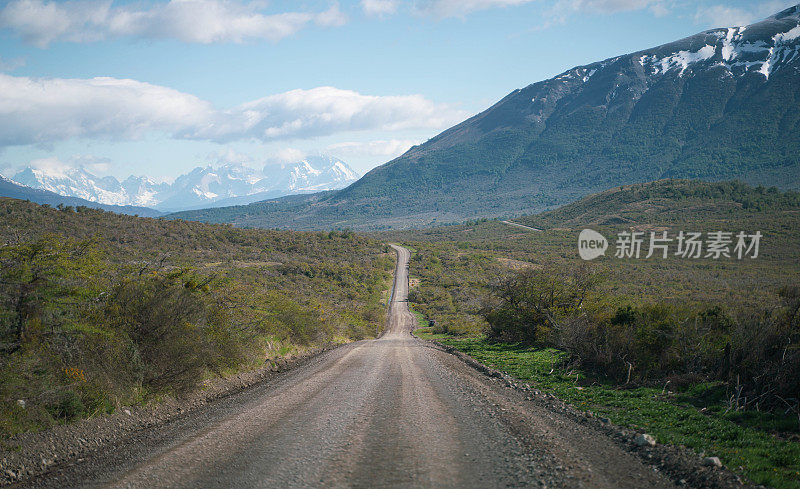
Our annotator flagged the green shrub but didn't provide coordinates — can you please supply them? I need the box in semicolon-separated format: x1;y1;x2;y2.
48;391;85;421
486;266;799;412
482;265;597;343
105;272;243;395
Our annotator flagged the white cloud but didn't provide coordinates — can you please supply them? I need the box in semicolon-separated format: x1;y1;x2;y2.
325;139;418;158
0;74;213;146
0;0;347;47
264;147;309;166
536;0;672;26
199;86;466;142
361;0;399;17
416;0;534;18
207;147;254;166
693;2;796;28
17;154;116;177
69;154;113;173
418;0;673;19
693;5;752;27
0;74;466;147
649;3;669;17
315;2;348;27
27;156;72;177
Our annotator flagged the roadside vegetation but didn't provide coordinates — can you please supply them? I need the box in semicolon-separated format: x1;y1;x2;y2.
391;180;800;488
0;198;394;438
415;330;800;489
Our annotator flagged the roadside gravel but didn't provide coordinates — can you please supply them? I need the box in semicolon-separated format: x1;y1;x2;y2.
0;348;335;486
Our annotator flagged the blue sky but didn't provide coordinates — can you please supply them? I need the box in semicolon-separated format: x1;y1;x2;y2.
0;0;795;180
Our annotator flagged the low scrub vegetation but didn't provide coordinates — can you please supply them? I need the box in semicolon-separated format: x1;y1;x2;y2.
483;266;799;414
0;199;393;437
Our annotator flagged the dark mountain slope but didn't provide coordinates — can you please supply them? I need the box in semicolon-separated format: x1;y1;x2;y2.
171;5;800;230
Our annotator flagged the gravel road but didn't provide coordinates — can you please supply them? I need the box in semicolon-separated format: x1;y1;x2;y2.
16;244;678;488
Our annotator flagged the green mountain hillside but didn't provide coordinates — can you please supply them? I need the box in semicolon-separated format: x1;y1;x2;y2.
515;179;800;229
383;178;800;306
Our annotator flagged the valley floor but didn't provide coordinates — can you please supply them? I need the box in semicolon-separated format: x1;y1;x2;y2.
7;245;679;489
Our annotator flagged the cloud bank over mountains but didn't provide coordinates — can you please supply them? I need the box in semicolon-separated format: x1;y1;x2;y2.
0;74;466;148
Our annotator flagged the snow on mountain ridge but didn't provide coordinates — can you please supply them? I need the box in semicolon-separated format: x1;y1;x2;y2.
331;160;358;180
9;156;359;211
546;7;800;85
13;167;131;206
637;9;800;79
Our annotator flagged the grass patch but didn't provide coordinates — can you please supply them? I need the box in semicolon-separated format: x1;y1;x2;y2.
411;309;429;328
416;330;800;489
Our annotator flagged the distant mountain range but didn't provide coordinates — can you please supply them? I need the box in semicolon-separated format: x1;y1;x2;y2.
5;155;358;212
0;175;163;217
170;5;800;230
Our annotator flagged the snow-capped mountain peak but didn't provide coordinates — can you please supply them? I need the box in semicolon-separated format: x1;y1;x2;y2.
329;160;359;181
13;166;130;206
284;155;354;192
8;155;359;212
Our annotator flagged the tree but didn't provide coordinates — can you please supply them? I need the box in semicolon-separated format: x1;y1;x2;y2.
482;265;598;343
0;235;102;353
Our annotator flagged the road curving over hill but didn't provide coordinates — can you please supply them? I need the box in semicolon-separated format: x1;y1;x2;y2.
20;244;677;489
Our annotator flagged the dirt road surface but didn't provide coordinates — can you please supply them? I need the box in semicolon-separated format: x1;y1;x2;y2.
20;244;676;488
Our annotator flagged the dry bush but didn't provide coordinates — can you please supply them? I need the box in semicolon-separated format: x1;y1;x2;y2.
105;272;243;395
